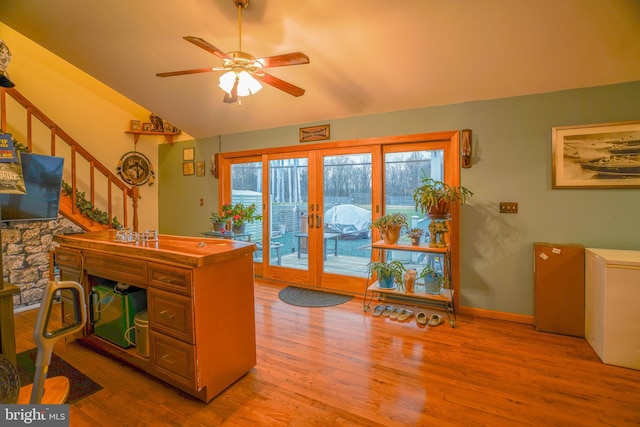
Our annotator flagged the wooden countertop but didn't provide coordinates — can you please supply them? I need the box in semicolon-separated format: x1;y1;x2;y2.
54;230;256;268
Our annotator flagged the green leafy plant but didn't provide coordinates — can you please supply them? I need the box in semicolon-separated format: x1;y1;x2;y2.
61;182;122;229
368;260;406;285
370;212;408;244
418;265;447;289
407;228;423;238
412;178;473;216
209;212;228;224
222;203;262;226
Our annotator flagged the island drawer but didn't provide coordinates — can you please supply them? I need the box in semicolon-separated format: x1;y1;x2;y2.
149;263;192;296
150;330;196;389
149;288;194;343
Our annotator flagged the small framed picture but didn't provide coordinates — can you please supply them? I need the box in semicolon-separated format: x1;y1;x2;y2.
129;120;141;131
142;122;153;132
196;160;205;177
183;162;195;176
183;147;195;161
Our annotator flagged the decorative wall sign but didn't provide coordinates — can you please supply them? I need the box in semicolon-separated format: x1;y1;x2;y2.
300;124;330;142
117;151;154;186
552;121;640;189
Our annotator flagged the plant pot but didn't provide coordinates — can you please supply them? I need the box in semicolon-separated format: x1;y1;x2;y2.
381;225;402;245
423;277;442;294
212;221;225;232
410;236;421;246
232;223;246;234
427;200;450;218
378;275;395;289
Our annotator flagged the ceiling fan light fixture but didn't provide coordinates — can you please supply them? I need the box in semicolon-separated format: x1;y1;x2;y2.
218;70;262;97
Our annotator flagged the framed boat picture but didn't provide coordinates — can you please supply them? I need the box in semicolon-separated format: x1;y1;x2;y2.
552;121;640;189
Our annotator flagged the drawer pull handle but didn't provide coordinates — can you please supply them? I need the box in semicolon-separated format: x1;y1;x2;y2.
160;309;175;319
161;353;176;364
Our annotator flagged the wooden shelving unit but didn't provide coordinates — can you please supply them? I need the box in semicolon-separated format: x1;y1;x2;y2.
365;240;456;326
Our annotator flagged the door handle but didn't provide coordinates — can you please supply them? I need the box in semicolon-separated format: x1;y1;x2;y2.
308;214;314;229
316;214;321;229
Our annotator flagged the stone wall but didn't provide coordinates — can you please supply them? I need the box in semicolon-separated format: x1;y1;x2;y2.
1;216;83;309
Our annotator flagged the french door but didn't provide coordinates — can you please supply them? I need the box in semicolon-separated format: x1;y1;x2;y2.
219;131;460;295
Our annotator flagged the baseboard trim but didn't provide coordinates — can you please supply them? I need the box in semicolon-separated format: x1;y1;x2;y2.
459;306;534;325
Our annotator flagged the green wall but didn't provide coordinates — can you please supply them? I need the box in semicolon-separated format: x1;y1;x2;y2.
159;81;640;316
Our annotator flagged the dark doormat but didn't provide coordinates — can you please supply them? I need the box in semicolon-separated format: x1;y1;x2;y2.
278;286;354;308
16;348;103;404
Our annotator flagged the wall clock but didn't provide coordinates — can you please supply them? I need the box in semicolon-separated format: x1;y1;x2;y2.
117;151;154;186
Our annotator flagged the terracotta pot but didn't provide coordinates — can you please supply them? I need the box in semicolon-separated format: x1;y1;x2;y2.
427;200;450;218
381;225;401;245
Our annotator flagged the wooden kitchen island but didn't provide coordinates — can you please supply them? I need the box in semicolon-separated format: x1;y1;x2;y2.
53;230;256;402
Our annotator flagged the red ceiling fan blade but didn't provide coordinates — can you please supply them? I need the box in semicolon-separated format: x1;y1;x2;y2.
258;72;305;97
183;36;230;60
256;52;309;68
156;67;214;77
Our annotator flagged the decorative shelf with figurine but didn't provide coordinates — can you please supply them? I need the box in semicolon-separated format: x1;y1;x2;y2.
126;115;180;145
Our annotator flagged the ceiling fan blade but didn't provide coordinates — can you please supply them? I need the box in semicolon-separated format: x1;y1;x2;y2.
223;79;239;104
256;52;309;68
183;36;229;60
258;72;305;97
156;67;214;77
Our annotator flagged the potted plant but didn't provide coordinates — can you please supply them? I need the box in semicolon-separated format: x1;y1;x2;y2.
222;202;262;234
370;212;408;245
418;265;445;294
407;228;424;246
412;177;473;217
209;212;228;232
368;260;406;290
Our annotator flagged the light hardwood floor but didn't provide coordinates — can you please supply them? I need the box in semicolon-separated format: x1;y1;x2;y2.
13;281;640;426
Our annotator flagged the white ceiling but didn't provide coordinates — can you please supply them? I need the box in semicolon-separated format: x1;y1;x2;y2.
1;0;639;139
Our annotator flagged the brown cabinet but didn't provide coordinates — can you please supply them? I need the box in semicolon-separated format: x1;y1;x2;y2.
54;230;256;402
534;242;585;337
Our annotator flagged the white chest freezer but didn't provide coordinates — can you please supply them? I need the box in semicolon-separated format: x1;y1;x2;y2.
585;248;640;370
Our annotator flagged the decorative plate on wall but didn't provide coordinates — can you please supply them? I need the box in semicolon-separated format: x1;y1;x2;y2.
117;151;154;186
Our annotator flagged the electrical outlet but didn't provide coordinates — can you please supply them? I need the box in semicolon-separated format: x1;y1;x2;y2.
500;202;518;213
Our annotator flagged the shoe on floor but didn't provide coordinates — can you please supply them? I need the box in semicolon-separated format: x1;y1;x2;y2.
389;308;403;320
428;314;443;326
397;309;414;322
416;312;427;326
382;305;394;317
372;305;384;317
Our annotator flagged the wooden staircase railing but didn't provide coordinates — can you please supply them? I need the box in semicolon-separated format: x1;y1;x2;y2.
0;87;138;231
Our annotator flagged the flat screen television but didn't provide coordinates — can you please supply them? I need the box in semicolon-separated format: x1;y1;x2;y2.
0;152;64;222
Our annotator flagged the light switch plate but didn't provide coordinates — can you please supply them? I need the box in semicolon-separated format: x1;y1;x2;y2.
500;202;518;213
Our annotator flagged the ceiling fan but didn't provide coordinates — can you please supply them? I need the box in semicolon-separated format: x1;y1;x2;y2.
156;0;309;104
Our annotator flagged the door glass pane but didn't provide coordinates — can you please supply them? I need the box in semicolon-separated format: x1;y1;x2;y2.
268;157;308;269
231;161;263;252
384;149;444;228
323;153;372;277
384;149;444;272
